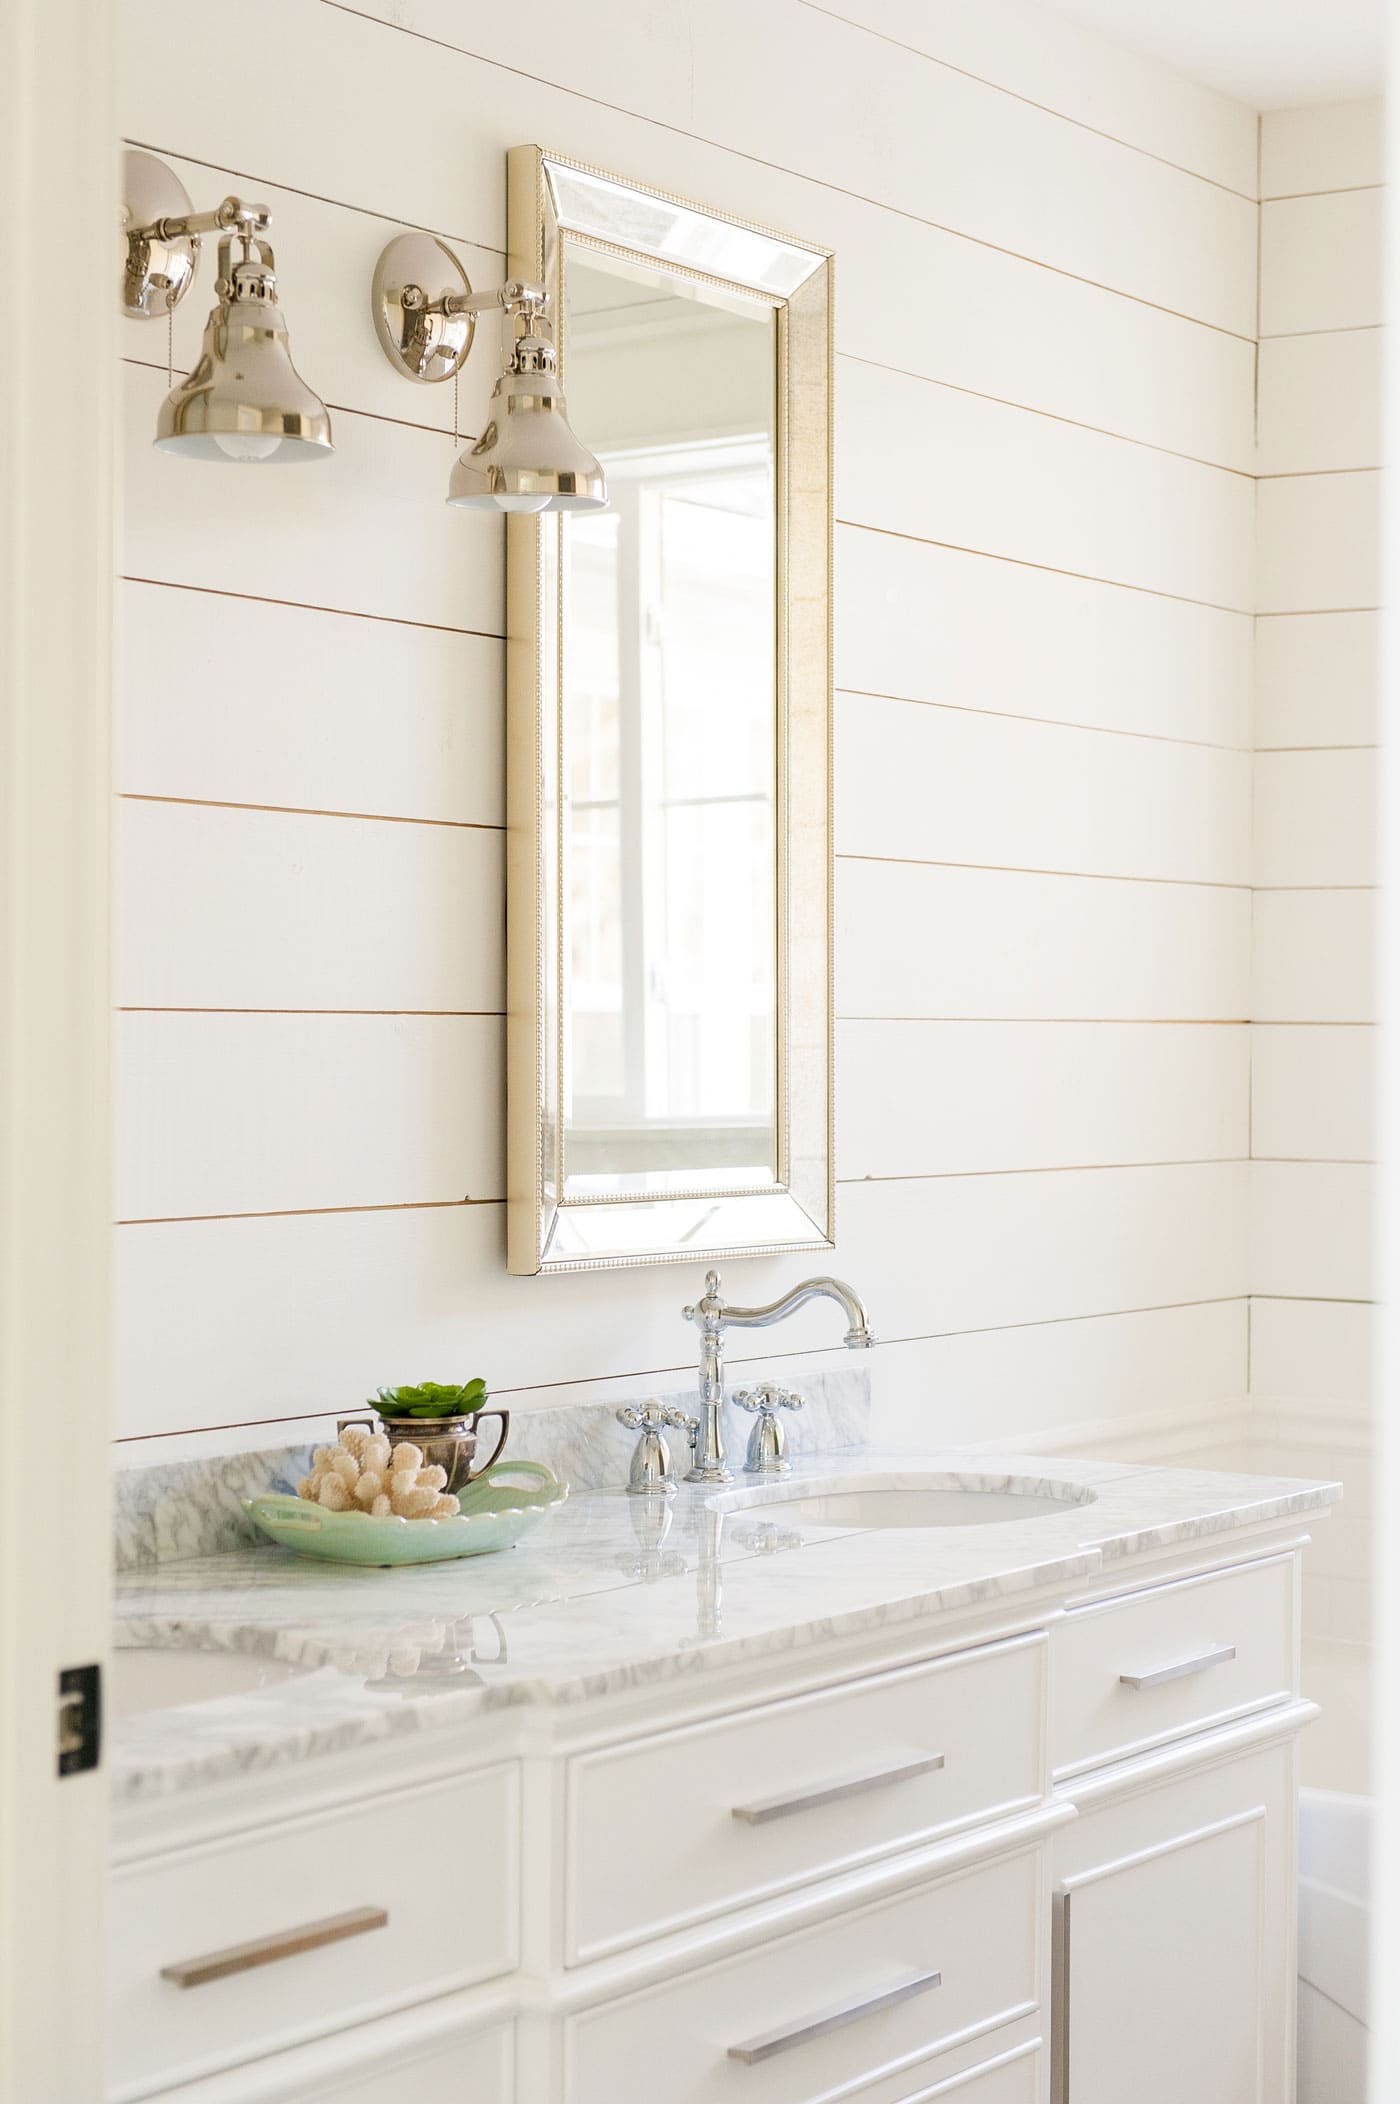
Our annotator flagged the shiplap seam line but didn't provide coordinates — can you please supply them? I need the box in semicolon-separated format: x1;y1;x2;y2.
838;685;1251;753
320;1;1257;346
123;574;505;642
837;852;1250;891
838;520;1253;616
117;1005;505;1017
1258;324;1382;341
109;1294;1254;1441
122;134;507;264
839;1016;1249;1026
117;1197;499;1226
1261;184;1384;203
795;0;1257;200
839;1158;1251;1185
839;352;1255;480
1255;466;1382;482
117;1158;1248;1229
118;792;504;832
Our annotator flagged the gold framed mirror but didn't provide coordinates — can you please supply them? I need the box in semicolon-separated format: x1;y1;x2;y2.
505;148;833;1273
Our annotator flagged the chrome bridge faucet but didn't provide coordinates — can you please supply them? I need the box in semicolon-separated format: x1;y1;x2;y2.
679;1269;875;1484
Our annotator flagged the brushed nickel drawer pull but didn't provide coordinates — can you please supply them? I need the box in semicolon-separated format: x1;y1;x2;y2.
160;1905;389;1988
731;1750;945;1826
1119;1642;1236;1691
728;1967;942;2064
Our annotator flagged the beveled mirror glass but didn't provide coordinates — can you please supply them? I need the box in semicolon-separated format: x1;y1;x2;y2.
506;148;833;1273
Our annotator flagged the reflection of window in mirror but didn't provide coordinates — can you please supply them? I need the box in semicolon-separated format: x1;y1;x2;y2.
562;244;779;1198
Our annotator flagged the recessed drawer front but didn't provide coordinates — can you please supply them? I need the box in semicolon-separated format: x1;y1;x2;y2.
1050;1553;1295;1779
566;1636;1044;1964
566;1849;1039;2104
111;1763;519;2098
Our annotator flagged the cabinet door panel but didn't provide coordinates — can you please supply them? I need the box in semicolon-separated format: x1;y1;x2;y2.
1054;1746;1294;2104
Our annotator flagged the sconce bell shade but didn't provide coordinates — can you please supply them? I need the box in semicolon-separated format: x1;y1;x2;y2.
448;343;606;514
156;240;333;464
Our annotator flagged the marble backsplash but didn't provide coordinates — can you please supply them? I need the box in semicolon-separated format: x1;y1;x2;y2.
112;1367;872;1570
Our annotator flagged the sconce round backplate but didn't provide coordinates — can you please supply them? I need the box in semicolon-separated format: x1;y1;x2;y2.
121;149;198;320
372;232;475;384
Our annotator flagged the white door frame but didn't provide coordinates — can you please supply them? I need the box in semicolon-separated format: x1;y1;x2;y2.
0;1;115;2098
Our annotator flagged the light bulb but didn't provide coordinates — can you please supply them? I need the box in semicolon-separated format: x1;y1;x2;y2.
493;491;553;514
212;430;284;462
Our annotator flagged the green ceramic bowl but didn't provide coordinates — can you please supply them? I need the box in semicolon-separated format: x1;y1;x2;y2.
244;1460;567;1567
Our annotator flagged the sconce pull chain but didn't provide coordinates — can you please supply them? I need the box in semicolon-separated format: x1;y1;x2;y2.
165;293;174;389
452;365;460;448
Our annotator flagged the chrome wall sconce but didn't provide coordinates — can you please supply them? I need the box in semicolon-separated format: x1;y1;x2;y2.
121;149;332;463
370;232;606;512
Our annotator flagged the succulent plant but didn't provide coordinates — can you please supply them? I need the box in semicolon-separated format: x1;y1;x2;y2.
372;1378;489;1422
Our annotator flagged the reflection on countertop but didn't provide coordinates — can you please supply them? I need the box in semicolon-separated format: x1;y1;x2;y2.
110;1447;1338;1807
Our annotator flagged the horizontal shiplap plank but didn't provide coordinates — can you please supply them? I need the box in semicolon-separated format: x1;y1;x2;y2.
1256;331;1381;475
1259;190;1383;335
872;1300;1248;1450
1254;613;1377;749
837;860;1250;1020
333;0;1257;333
837;1021;1247;1179
115;1012;504;1220
1255;472;1379;613
117;800;503;1011
1251;1161;1375;1302
836;529;1251;746
1260;100;1384;199
112;1162;1248;1437
836;691;1250;883
1252;894;1376;1024
1250;1297;1374;1405
806;0;1257;195
119;584;503;825
123;365;503;635
1250;1025;1375;1164
1254;749;1376;889
837;362;1253;609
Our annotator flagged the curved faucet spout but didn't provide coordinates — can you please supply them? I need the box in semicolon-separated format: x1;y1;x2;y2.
678;1269;875;1484
696;1274;874;1349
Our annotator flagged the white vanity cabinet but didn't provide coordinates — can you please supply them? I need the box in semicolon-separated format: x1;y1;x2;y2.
109;1525;1317;2104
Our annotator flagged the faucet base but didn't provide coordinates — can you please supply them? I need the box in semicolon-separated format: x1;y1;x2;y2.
683;1459;734;1486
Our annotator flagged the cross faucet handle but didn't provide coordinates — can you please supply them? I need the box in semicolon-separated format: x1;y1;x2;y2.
733;1383;805;1416
617;1401;692;1434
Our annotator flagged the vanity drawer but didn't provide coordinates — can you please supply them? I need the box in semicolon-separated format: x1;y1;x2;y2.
1050;1553;1295;1779
565;1636;1044;1963
110;1763;519;2098
566;1847;1039;2104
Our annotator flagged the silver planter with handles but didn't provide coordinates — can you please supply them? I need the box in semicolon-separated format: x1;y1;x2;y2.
337;1409;511;1496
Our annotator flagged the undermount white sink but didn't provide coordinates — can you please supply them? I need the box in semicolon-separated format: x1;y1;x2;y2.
714;1473;1097;1531
110;1646;308;1720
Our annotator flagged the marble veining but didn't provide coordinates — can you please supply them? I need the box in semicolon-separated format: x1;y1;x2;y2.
109;1446;1338;1807
112;1367;871;1571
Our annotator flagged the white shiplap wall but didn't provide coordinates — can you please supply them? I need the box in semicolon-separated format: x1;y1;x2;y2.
1251;99;1381;1650
113;0;1258;1453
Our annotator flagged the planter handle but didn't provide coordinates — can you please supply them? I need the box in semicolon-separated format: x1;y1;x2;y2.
470;1408;511;1475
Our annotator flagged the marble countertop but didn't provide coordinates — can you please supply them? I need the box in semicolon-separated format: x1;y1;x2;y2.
110;1448;1338;1807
